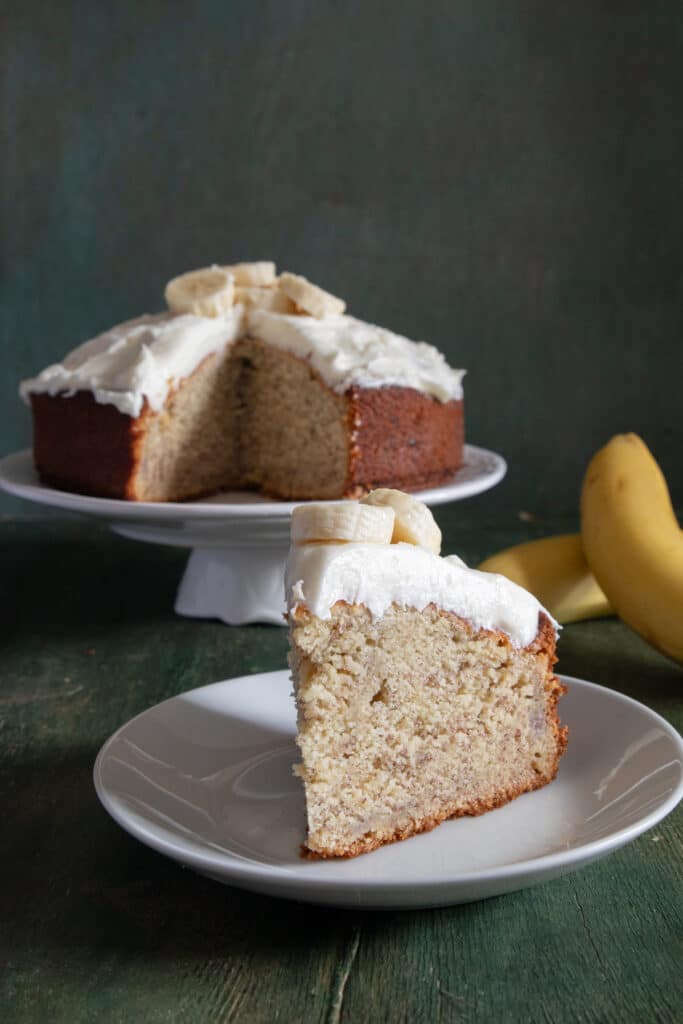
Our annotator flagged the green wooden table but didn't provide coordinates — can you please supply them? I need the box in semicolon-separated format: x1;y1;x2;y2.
2;510;681;1023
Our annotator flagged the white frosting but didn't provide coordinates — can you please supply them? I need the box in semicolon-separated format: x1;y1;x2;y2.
248;311;464;401
20;307;464;415
286;543;556;649
19;308;246;417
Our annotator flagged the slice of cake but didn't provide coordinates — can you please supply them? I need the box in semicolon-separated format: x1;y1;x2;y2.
286;490;567;858
19;264;465;502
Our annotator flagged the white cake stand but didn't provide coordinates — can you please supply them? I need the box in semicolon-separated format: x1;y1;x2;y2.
0;446;506;625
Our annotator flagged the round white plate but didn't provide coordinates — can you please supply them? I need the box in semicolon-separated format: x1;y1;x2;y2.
94;670;683;909
0;445;506;531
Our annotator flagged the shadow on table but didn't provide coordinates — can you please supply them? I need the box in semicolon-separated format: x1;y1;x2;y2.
0;525;187;645
1;744;440;969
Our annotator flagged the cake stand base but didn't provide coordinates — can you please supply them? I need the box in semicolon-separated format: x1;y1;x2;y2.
174;544;289;626
0;446;507;628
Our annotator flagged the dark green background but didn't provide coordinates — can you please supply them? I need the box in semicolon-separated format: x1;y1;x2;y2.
3;1;683;516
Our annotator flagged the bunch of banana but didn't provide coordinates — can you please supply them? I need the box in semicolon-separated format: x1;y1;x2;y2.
478;534;612;625
479;433;682;663
581;433;683;663
291;489;441;551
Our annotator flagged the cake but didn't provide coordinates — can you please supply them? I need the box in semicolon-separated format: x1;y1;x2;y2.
286;489;567;858
20;263;465;501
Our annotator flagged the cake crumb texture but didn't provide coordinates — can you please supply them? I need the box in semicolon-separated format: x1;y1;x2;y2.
289;602;566;858
31;340;464;501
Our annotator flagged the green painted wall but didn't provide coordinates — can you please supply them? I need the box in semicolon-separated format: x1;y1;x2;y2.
3;2;683;517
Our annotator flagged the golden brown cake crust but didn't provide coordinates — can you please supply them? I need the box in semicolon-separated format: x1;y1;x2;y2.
30;391;147;500
28;346;465;501
343;387;464;497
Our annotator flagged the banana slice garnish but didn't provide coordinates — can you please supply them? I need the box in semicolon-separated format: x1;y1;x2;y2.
291;502;395;546
164;266;235;318
278;272;346;319
235;285;296;313
222;261;277;287
361;489;442;553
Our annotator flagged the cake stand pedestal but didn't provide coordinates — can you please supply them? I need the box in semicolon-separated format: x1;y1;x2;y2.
175;549;286;625
114;524;291;626
0;446;507;626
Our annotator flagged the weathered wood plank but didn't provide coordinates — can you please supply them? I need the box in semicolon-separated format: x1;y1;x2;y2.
1;516;681;1023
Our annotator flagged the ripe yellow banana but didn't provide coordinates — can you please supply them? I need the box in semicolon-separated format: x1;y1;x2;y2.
478;534;612;624
581;433;683;663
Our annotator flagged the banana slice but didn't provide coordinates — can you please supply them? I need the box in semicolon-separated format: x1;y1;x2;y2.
235;285;296;313
291;502;395;545
360;489;442;553
165;266;235;317
222;261;277;287
278;272;346;319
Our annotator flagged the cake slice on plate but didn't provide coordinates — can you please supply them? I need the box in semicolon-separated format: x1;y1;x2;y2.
286;490;567;859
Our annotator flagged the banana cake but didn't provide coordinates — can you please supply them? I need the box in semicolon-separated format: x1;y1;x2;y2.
286;490;567;858
20;263;465;501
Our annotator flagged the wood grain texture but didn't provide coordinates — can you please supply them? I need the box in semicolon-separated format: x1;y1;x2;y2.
0;511;681;1023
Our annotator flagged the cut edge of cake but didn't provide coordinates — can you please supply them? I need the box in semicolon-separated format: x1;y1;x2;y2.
285;491;567;860
20;262;466;503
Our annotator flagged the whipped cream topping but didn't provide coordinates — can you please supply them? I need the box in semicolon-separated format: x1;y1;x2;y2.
249;311;464;401
286;543;556;649
19;308;246;417
21;307;464;415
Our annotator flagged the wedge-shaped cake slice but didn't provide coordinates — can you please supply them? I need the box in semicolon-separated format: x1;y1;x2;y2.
286;492;567;858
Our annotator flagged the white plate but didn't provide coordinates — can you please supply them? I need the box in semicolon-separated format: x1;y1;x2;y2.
0;445;506;529
94;670;683;909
